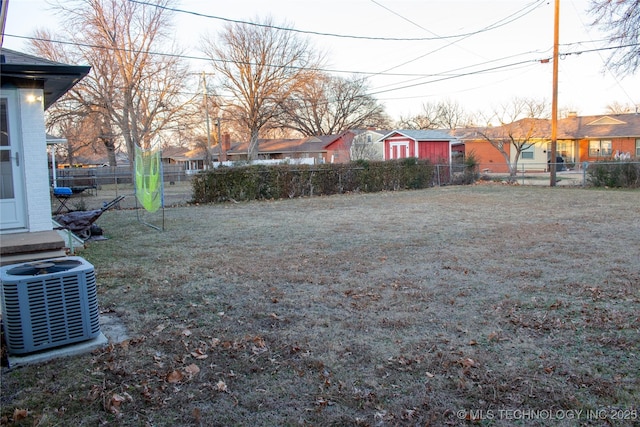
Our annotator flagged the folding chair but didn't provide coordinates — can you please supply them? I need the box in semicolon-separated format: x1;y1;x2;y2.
53;187;73;214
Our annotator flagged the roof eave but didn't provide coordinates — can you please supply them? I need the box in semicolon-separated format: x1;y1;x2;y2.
1;63;91;109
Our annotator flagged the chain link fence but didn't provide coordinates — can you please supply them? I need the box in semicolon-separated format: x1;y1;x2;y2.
50;160;639;211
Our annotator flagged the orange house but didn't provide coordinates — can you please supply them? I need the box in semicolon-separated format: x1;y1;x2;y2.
451;113;640;171
559;114;640;163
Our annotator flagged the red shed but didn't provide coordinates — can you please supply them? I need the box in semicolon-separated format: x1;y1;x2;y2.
381;130;458;163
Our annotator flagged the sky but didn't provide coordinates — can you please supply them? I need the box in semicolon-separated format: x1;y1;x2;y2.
3;0;639;121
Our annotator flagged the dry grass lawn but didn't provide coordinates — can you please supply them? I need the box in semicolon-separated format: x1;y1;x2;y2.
2;184;639;426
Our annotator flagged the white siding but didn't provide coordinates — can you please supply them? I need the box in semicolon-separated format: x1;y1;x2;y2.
18;88;53;232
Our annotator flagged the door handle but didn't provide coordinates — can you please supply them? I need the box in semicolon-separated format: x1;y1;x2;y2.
15;151;19;167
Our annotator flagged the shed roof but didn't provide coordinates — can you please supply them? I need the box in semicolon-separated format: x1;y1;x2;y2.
383;129;458;141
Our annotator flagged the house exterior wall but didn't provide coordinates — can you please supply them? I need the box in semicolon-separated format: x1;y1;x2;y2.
324;133;354;163
350;131;384;161
578;137;637;163
18;88;53;232
384;136;414;159
462;139;510;173
509;140;548;172
383;134;453;163
417;140;449;163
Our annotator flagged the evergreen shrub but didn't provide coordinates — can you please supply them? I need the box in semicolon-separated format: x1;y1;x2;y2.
587;161;640;188
192;159;435;203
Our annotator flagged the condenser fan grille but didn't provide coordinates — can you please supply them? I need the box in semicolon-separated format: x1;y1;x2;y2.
6;259;83;276
1;257;101;355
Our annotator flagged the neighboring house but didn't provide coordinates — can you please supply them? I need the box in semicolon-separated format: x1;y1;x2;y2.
452;129;512;172
452;113;640;173
227;131;355;164
350;129;388;161
1;48;90;264
162;146;207;175
559;113;640;164
380;129;459;163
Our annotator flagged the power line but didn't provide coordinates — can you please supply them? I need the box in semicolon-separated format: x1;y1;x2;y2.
6;33;636;101
0;33;549;78
371;48;552;91
128;0;545;43
368;60;542;96
370;0;547;75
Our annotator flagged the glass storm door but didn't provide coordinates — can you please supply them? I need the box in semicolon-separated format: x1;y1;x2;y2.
1;97;27;230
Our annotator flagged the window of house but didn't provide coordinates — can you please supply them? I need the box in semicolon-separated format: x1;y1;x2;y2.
589;140;612;157
521;145;534;159
636;139;640;157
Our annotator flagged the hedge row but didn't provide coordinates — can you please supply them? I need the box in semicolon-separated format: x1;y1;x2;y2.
587;161;640;188
191;158;435;203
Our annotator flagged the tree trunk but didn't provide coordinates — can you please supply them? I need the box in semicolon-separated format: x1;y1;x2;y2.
247;128;260;161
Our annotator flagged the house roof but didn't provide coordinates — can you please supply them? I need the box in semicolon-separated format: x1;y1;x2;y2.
383;129;459;141
557;113;640;139
1;48;91;109
227;132;353;155
162;146;209;161
452;113;640;141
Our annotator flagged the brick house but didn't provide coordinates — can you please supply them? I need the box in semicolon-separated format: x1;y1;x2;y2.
452;113;640;172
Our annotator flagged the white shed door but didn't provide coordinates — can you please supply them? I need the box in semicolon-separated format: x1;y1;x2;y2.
0;97;27;231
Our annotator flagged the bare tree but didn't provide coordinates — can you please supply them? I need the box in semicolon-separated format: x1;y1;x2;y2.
277;73;390;136
31;0;194;166
589;0;640;75
476;98;550;180
396;113;436;130
202;17;322;160
605;101;635;114
396;99;471;130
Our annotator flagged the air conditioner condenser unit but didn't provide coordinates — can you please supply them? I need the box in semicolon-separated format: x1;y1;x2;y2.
1;256;101;355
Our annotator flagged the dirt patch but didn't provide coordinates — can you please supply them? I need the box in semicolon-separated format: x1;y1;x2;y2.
5;185;640;426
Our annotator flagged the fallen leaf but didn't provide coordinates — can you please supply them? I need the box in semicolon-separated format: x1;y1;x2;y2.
193;408;202;423
111;394;126;407
182;329;192;337
107;394;126;415
13;409;28;422
216;380;228;392
425;371;435;378
191;349;209;360
167;370;184;383
461;358;476;368
185;363;200;376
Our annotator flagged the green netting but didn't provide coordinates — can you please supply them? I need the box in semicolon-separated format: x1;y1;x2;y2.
134;145;163;213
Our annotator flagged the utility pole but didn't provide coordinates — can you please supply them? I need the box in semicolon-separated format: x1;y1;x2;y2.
550;0;560;186
216;117;223;162
202;71;212;168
